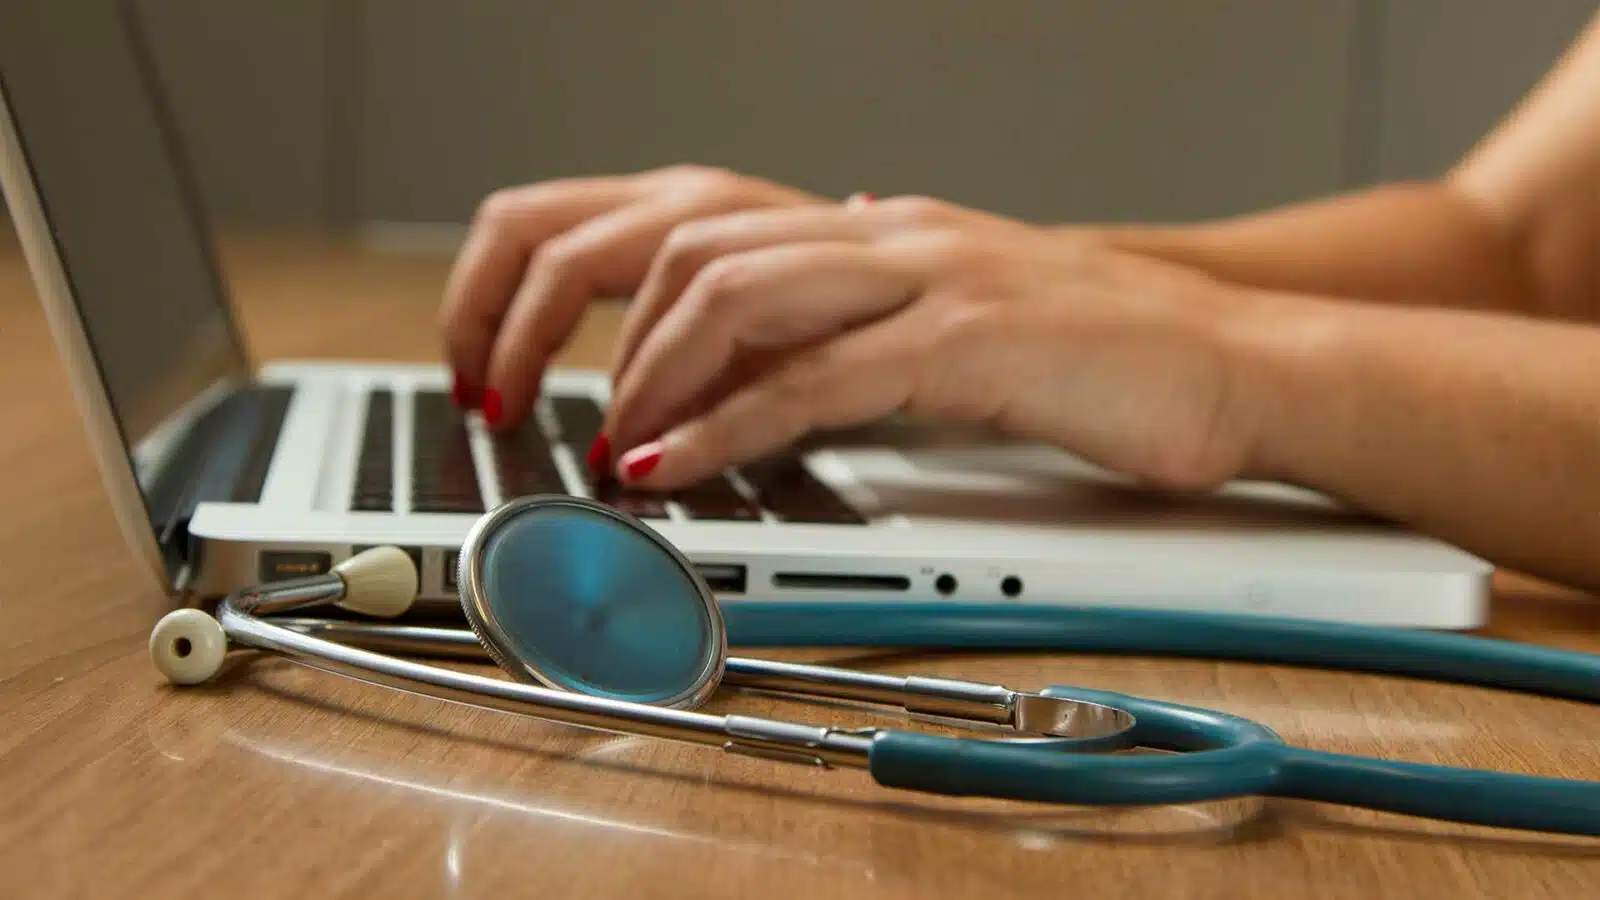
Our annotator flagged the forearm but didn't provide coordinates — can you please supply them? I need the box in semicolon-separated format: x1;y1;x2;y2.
1068;181;1540;314
1233;292;1600;590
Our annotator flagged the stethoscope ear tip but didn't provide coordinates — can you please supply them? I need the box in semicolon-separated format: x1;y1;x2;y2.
332;545;419;618
149;608;227;685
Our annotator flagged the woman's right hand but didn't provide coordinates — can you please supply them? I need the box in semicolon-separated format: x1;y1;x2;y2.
438;164;825;438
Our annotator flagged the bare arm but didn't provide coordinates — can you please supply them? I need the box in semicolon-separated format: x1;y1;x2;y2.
1081;183;1533;312
1234;290;1600;593
1081;12;1600;322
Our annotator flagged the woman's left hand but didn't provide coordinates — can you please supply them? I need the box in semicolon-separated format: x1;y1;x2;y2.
600;195;1287;493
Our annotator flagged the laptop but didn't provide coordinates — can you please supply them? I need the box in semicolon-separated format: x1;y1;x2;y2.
0;0;1492;628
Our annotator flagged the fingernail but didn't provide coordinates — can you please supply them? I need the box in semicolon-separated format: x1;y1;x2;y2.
482;388;503;427
846;191;876;208
586;434;611;473
451;372;480;409
618;442;663;481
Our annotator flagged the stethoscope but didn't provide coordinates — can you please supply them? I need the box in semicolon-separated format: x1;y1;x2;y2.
149;494;1600;837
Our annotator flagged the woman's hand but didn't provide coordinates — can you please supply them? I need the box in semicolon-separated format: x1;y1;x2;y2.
438;165;824;433
599;194;1285;492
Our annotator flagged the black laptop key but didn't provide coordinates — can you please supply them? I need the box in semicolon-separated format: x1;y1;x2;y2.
351;489;394;511
491;419;568;498
593;478;669;519
676;474;761;521
409;492;485;515
772;501;864;525
411;390;485;514
739;454;865;524
550;395;604;450
350;390;394;511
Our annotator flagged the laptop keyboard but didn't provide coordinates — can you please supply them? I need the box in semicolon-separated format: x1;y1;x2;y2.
412;390;488;514
350;390;394;512
351;388;864;525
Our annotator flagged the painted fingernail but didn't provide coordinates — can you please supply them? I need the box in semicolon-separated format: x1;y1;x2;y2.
846;191;876;207
450;372;480;408
482;388;503;427
586;434;611;474
618;442;663;481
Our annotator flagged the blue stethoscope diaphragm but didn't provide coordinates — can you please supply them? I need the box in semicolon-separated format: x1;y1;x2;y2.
455;494;728;709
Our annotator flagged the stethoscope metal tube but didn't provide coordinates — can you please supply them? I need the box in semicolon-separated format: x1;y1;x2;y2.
269;617;1135;743
218;596;880;770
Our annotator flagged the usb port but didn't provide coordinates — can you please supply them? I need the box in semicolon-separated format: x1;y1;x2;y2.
695;563;746;594
258;550;331;583
443;551;460;590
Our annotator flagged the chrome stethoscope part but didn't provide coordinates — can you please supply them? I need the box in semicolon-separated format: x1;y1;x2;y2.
269;616;1137;747
149;494;1139;772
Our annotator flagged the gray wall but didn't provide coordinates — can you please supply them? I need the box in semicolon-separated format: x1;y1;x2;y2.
129;0;1599;229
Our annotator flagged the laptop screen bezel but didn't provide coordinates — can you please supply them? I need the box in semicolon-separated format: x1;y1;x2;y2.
0;0;256;595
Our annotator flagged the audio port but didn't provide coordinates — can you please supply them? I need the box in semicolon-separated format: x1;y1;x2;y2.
935;573;957;595
1001;575;1023;598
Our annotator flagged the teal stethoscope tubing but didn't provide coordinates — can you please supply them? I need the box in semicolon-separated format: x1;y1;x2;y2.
722;602;1600;701
722;602;1600;835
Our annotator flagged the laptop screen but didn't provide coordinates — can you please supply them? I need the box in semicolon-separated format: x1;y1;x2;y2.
0;1;250;569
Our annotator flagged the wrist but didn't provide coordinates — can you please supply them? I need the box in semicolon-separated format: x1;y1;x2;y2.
1208;285;1355;487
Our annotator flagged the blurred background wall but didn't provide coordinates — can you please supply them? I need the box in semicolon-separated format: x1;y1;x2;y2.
123;0;1598;235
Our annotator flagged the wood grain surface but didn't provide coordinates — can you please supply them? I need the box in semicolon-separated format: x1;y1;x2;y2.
3;231;1599;899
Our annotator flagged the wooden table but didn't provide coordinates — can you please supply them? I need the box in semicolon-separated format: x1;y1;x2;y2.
3;231;1600;899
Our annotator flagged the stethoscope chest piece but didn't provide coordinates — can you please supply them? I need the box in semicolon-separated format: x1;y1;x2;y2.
456;494;728;709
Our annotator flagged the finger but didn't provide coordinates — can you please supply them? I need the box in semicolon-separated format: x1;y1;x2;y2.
440;178;641;397
608;203;888;384
613;313;923;489
608;194;985;385
605;242;923;454
481;196;717;430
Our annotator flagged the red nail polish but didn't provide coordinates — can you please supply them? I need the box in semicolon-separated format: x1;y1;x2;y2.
587;434;611;473
451;372;480;408
482;388;503;427
619;443;662;481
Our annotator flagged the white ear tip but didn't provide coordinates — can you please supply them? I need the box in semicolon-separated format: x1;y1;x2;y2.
149;609;228;685
333;545;419;618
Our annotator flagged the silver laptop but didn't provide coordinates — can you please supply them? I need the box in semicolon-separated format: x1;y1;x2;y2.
0;0;1492;628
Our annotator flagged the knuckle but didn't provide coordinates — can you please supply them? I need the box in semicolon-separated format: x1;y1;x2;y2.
900;228;984;271
529;233;589;279
659;222;717;276
659;162;721;181
474;187;528;228
879;194;953;224
688;257;752;315
662;163;741;200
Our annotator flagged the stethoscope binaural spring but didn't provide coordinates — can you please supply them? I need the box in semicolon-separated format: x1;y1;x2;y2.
149;494;1600;837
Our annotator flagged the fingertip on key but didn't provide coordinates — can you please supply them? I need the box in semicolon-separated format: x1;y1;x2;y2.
482;388;504;428
586;434;611;474
617;441;663;483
